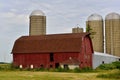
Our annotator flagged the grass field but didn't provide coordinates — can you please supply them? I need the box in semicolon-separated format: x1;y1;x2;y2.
0;70;119;80
0;63;120;80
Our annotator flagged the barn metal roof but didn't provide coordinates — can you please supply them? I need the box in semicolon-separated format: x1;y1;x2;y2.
94;52;120;58
12;33;90;53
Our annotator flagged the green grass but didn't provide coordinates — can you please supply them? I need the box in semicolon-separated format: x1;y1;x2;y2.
0;63;120;80
0;70;119;80
0;71;73;80
97;69;120;79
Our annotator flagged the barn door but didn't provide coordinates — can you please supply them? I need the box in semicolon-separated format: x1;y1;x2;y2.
55;63;60;68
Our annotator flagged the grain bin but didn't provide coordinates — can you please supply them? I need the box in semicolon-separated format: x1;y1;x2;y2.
105;12;120;56
72;27;83;33
29;10;46;35
86;14;104;53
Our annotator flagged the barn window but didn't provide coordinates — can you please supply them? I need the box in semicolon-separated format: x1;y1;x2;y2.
50;53;54;62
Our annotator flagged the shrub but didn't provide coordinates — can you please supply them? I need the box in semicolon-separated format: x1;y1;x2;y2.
97;61;120;70
97;63;116;70
73;67;81;73
0;63;15;71
112;61;120;69
81;67;93;72
73;67;94;73
37;68;45;71
54;67;64;72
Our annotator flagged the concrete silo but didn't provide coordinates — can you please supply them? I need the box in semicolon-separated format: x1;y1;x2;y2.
86;14;104;53
72;27;83;33
105;12;120;56
29;10;46;35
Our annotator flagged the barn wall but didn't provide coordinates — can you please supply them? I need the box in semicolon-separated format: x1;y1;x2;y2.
13;53;49;68
85;36;93;68
79;36;93;68
13;52;80;68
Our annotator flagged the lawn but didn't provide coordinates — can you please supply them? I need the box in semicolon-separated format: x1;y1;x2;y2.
0;70;119;80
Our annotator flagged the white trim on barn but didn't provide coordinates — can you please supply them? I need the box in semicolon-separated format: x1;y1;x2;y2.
93;52;120;69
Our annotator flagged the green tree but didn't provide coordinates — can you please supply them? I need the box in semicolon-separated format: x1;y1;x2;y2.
86;24;96;39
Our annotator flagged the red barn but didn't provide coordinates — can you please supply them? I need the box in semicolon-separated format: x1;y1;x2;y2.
12;33;93;69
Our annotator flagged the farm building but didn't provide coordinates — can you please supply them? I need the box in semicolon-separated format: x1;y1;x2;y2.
93;52;120;69
12;33;93;69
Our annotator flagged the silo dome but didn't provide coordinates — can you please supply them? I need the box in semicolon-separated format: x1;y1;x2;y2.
30;10;45;16
87;14;103;21
29;10;46;35
105;12;120;20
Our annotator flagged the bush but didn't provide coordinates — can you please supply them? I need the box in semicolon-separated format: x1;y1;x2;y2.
97;61;120;70
112;61;120;69
37;68;45;71
0;63;20;71
54;67;64;72
73;67;81;73
97;63;116;70
0;63;11;71
73;67;94;73
81;67;93;72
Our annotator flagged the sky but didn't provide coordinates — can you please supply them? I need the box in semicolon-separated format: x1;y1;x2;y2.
0;0;120;62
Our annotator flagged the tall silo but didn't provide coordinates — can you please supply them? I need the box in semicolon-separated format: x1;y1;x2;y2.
86;14;104;53
29;10;46;35
72;27;83;33
105;12;120;56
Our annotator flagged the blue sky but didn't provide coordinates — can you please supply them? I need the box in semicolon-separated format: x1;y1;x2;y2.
0;0;120;62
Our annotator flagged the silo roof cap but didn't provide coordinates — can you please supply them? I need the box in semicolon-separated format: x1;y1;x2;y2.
87;13;103;21
30;10;45;16
105;12;120;20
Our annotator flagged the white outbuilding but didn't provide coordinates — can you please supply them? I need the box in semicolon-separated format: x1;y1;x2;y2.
93;52;120;69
